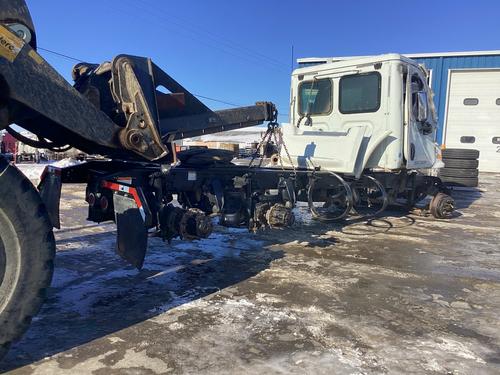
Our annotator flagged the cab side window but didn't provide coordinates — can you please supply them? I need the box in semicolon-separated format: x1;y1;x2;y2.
339;72;381;114
298;79;333;115
411;74;424;120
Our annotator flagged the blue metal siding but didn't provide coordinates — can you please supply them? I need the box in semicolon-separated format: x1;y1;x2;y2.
412;55;500;144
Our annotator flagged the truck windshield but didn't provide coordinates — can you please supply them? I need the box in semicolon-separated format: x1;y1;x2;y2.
339;72;381;114
298;79;332;115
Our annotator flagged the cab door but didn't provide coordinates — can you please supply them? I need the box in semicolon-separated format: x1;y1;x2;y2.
404;66;438;169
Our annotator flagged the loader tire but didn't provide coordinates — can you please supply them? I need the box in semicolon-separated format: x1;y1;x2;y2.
441;148;479;160
0;344;8;361
0;158;55;361
442;158;479;169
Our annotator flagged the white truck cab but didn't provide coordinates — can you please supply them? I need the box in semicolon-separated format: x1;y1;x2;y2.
282;54;439;178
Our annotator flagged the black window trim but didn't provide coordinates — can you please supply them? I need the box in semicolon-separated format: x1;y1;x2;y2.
463;98;479;106
338;71;382;114
460;136;476;144
297;78;333;116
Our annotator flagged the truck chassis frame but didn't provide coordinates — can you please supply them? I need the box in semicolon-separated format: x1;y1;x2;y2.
37;156;452;269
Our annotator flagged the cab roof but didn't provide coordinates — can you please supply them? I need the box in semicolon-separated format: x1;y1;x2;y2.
292;53;420;77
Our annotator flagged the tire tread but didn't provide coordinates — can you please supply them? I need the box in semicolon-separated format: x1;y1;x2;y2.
0;164;55;361
440;176;479;187
439;168;478;178
442;148;479;160
442;158;479;169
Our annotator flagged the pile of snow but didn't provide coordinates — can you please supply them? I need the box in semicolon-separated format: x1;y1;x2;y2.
51;158;85;168
16;158;84;185
15;163;46;185
183;125;267;146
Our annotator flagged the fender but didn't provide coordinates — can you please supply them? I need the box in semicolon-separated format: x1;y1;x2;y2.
358;130;393;179
38;166;62;229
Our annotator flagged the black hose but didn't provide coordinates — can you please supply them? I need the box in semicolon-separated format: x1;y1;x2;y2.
6;126;71;152
47;144;72;152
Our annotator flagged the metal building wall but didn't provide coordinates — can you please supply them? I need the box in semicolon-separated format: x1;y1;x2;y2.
411;55;500;144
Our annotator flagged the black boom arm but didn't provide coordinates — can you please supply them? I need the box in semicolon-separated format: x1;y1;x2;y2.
0;0;276;162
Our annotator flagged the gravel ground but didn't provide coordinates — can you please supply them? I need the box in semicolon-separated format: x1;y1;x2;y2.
1;165;500;374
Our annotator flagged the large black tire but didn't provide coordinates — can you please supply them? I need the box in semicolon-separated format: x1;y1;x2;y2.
441;148;479;160
0;344;7;361
439;168;479;178
0;158;55;361
440;176;479;188
442;158;479;169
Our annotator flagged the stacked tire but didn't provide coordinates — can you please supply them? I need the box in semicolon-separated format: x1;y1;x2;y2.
439;148;479;188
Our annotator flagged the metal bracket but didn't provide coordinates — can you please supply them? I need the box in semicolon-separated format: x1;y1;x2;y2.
111;55;169;160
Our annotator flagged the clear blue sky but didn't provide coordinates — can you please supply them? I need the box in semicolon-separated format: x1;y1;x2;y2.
27;0;500;121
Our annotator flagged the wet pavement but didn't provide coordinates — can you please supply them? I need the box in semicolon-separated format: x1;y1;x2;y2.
1;170;500;374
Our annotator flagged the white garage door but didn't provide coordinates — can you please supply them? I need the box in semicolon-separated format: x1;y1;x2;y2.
444;69;500;172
